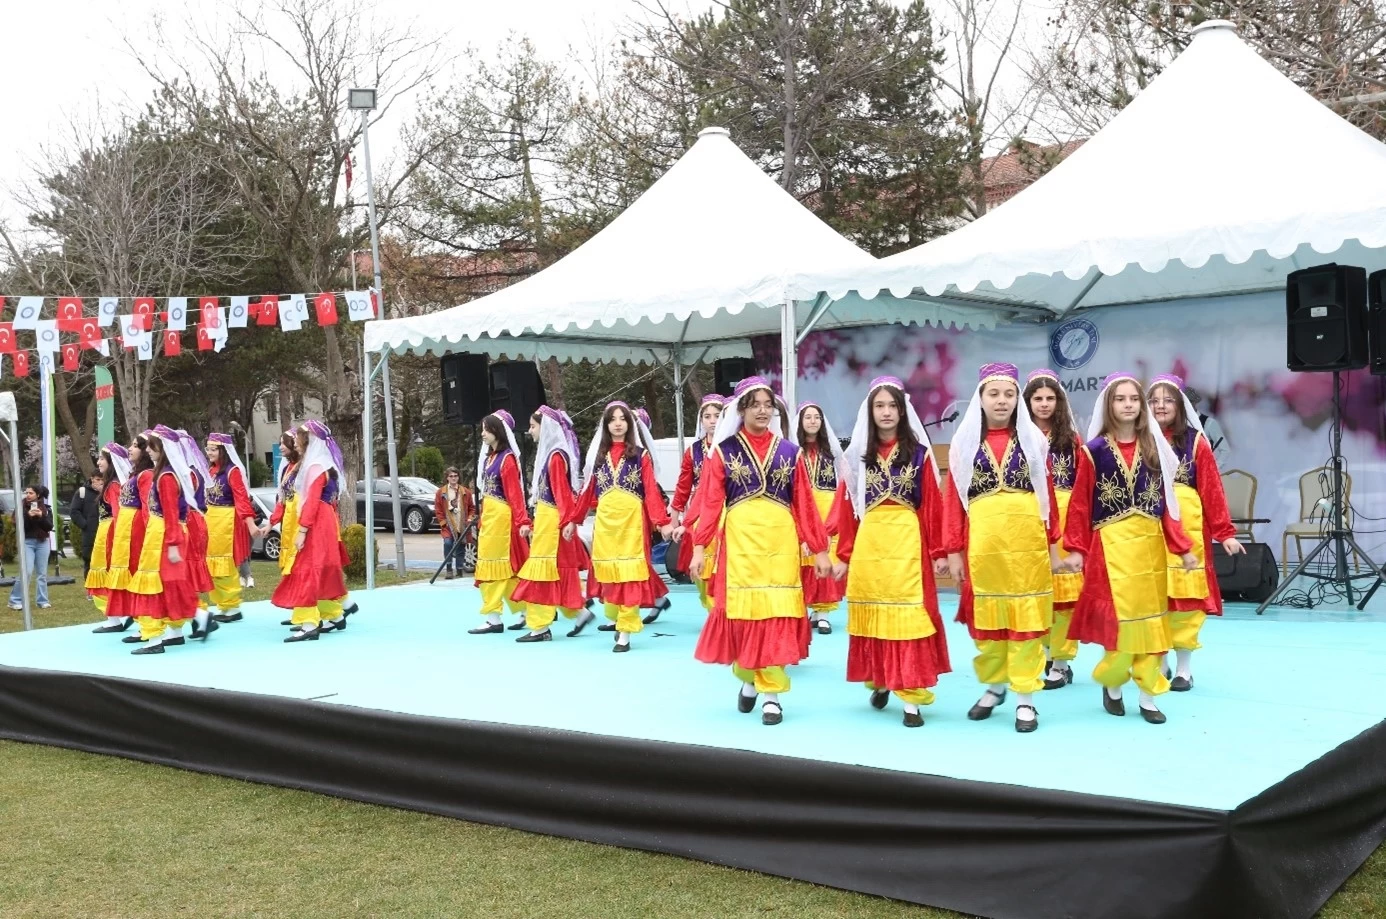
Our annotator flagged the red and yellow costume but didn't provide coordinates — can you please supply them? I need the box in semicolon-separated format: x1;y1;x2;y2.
1163;427;1236;650
269;461;301;578
109;468;199;640
184;469;216;602
473;448;530;619
800;443;845;616
271;470;349;626
205;460;255;614
671;432;716;609
513;451;590;632
86;478;123;616
1045;436;1084;666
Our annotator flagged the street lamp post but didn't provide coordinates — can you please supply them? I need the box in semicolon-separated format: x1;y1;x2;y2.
410;432;424;478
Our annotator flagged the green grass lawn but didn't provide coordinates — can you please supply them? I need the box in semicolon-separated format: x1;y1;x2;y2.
0;563;1381;917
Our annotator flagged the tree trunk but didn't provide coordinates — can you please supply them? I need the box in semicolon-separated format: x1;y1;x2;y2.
52;373;98;479
687;372;705;406
278;376;294;430
642;376;662;438
540;357;565;410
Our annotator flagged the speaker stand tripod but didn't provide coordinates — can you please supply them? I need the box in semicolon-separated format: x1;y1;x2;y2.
1257;372;1386;613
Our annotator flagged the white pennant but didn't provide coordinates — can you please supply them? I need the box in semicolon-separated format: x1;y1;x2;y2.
120;315;143;348
345;290;372;321
289;293;308;322
14;296;43;330
279;298;303;332
167;296;188;331
35;319;59;353
97;339;110;358
38;351;54;376
98;297;119;327
229;296;249;328
212;307;229;342
136;331;154;361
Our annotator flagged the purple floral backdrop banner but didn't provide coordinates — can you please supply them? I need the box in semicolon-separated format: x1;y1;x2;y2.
753;291;1386;577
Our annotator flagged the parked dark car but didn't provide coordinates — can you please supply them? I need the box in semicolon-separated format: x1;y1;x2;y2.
354;476;437;534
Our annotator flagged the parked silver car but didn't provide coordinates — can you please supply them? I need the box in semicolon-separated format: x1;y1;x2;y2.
249;488;282;561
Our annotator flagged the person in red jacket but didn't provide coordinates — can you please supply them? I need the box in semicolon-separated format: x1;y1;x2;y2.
204;432;258;623
272;421;350;642
1147;374;1243;690
434;467;475;580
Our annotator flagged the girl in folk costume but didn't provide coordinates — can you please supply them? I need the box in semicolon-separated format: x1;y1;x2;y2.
106;438;152;643
174;430;219;640
944;364;1062;733
837;377;951;728
669;394;726;611
268;430;302;580
469;410;531;635
607;405;673;627
113;427;202;655
1148;374;1242;691
1064;372;1198;724
797;402;847;634
1024;369;1086;691
89;444;132;632
689;378;830;725
562;402;672;652
513;407;595;642
272;421;351;642
204;432;257;623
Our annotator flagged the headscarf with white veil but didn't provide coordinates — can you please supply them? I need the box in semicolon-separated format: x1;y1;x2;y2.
104;442;132;485
1146;372;1205;437
294;420;346;497
150;424;199;510
582;401;661;485
275;428;297;497
948;363;1050;522
477;411;525;502
207;432;248;486
711;376;791;448
796;401;850;486
1025;368;1082;439
1087;371;1182;521
175;429;211;511
843;376;939;518
531;405;581;494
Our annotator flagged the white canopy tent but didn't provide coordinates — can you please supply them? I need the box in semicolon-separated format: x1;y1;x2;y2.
794;20;1386;313
360;126;1005;586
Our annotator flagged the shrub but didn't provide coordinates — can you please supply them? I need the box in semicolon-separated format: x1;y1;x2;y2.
248;458;273;488
66;517;84;556
0;514;14;564
341;523;375;580
404;445;445;485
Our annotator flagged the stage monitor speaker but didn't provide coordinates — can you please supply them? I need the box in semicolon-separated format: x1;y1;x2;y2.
1369;269;1386;376
489;360;547;424
1285;263;1368;372
440;353;490;425
714;357;757;397
1211;541;1279;603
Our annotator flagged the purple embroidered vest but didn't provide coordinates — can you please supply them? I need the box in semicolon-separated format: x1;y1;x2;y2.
189;470;207;514
1049;440;1078;492
321;475;340;506
691;438;710;485
149;470;189;522
865;443;927;511
1085;437;1165;527
279;463;298;504
1169;429;1199;489
719;434;799;510
481;451;511;504
805;446;838;494
206;466;234;507
594;447;646;502
535;452;571;509
966;435;1034;501
119;476;141;511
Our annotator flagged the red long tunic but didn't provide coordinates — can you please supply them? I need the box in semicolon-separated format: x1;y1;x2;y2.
487;452;532;579
110;470;196;620
271;472;348;609
89;480;123;601
184;471;215;595
942;428;1060;641
1167;433;1237;616
671;437;712;573
563;442;669;607
799;445;845;608
513;452;591;609
208;462;256;566
1063;441;1193;650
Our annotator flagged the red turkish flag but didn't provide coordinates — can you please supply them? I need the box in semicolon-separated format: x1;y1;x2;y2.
62;343;80;372
13;351;29;377
370;289;380;318
79;318;102;350
56;297;85;332
256;296;278;326
197;326;216;351
0;323;14;354
199;297;220;328
163;330;182;357
313;292;338;326
133;297;156;331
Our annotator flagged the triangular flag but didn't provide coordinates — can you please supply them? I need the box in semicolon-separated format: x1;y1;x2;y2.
167;297;188;332
314;292;338;326
0;323;15;354
79;318;101;350
56;297;85;332
13;351;29;377
345;290;372;321
228;296;249;328
13;296;43;330
62;343;80;372
163;329;182;357
98;296;119;327
256;296;279;326
35;320;59;353
132;297;156;331
197;326;216;352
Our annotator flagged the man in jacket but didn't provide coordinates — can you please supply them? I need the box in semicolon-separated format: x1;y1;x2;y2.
69;473;102;574
434;467;475;579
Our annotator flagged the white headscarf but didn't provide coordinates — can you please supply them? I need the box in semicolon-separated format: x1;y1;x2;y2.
711;376;791;448
583;401;659;486
104;443;132;486
531;406;581;494
1146;373;1205;438
477;411;526;503
294;420;346;498
1087;372;1182;521
150;425;199;510
208;432;248;487
796;402;850;486
949;364;1051;522
843;376;939;519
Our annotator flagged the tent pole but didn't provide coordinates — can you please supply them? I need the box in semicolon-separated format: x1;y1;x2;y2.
673;348;685;456
780;299;798;418
794;293;832;346
380;354;407;578
363;349;376;590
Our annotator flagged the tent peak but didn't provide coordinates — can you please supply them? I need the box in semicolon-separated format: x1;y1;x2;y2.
698;126;731;139
1190;19;1236;38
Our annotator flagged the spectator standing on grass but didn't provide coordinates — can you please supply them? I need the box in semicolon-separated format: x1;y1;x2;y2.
69;473;102;574
434;467;474;579
10;485;54;610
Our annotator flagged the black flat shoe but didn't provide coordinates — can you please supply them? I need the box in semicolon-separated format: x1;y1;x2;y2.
642;596;670;625
131;644;164;655
319;619;345;633
597;623;616;632
869;689;890;710
281;619;294;626
191;619;219;641
121;634;146;644
467;623;504;635
1015;704;1039;733
612;641;630;653
1102;689;1126;717
283;629;319;643
506;619;527;631
1169;675;1193;692
566;610;595;637
737;688;758;714
212;612;243;624
1140;705;1167;724
93;619;132;634
762;702;783;726
816;620;832;635
903;711;924;728
343;603;359;617
967;689;1006;721
1043;667;1073;690
516;630;552;643
163;636;186;647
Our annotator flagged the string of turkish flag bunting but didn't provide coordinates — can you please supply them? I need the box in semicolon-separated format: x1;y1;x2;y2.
0;290;379;378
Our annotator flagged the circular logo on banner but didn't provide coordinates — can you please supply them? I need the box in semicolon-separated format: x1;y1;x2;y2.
1050;318;1100;370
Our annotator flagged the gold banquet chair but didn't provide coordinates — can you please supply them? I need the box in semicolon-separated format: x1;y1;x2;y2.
1219;469;1260;541
1280;467;1360;576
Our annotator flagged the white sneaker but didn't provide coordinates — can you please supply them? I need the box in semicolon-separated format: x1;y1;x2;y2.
247;577;256;588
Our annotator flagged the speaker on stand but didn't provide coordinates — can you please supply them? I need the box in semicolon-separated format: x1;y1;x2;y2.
489;361;548;425
440;353;491;425
713;358;757;397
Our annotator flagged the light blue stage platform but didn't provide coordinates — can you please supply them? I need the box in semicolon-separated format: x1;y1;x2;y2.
1;582;1383;812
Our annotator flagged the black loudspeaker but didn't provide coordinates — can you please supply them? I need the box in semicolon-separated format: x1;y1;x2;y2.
489;360;547;424
1369;269;1386;376
1285;263;1368;372
713;357;757;397
440;353;491;425
1212;541;1279;603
